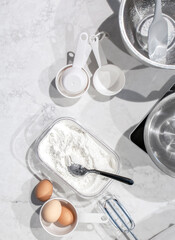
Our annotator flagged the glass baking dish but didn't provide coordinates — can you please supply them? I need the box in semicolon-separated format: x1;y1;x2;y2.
33;117;120;198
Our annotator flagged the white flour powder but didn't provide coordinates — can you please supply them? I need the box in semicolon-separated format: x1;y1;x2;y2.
140;17;175;46
38;119;119;196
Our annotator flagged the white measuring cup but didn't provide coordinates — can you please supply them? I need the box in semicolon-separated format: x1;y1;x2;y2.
55;32;91;98
90;36;125;96
40;198;108;237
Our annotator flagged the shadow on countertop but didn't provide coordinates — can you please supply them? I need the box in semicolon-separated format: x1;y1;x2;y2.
111;78;175;202
113;131;175;203
96;0;175;103
101;0;128;55
49;78;80;107
134;209;175;240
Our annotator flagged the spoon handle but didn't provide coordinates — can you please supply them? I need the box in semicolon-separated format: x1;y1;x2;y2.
89;169;134;185
155;0;162;19
73;32;89;68
90;36;108;67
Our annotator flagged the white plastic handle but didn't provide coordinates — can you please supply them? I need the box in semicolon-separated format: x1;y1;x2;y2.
78;213;109;224
155;0;162;20
73;32;89;68
90;36;108;67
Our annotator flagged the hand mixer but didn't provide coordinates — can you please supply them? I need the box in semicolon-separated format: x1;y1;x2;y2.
99;195;139;240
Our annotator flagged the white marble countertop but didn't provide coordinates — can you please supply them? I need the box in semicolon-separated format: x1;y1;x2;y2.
1;0;175;239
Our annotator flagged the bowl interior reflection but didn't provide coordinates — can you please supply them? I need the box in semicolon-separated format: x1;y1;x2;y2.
121;0;175;67
144;94;175;176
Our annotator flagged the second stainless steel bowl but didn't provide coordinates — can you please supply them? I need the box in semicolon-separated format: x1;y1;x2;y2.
144;93;175;177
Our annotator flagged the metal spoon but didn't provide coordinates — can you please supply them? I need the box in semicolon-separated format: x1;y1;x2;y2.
148;0;168;63
67;163;134;185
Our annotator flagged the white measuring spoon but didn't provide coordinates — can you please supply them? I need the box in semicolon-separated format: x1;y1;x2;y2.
90;36;125;96
61;32;90;94
148;0;168;63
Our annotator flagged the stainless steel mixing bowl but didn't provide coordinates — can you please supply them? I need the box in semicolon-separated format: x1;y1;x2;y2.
144;93;175;177
119;0;175;69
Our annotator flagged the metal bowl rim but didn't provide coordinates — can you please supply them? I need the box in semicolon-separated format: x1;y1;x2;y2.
119;0;175;70
144;93;175;177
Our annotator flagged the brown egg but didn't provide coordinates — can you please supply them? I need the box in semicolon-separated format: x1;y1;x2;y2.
42;199;62;223
35;179;53;202
57;205;74;226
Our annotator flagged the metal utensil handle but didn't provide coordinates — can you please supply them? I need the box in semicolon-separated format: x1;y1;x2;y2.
90;169;134;185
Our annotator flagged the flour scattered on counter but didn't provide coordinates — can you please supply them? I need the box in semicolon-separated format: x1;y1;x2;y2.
38;119;119;196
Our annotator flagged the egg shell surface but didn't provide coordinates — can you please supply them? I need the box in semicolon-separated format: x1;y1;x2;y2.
57;205;74;226
35;179;53;202
42;199;62;223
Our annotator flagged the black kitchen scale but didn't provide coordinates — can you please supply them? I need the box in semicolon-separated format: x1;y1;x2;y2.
130;84;175;152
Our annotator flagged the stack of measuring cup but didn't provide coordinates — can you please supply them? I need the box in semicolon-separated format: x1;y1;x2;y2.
55;32;125;98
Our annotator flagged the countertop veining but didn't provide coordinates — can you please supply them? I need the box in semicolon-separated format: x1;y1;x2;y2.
1;0;175;239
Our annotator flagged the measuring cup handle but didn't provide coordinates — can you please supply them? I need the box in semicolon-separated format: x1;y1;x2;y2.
73;32;89;68
78;213;109;224
90;36;108;67
98;40;108;66
154;0;162;19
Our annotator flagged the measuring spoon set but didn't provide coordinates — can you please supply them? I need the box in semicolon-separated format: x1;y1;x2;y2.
55;32;125;98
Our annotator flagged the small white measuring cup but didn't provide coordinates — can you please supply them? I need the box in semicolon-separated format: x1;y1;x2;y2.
40;198;108;237
90;35;125;96
55;32;91;98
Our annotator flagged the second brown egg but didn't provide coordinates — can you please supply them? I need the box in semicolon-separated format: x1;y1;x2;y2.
57;205;74;226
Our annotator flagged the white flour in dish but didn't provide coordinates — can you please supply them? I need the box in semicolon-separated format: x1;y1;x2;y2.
38;119;119;196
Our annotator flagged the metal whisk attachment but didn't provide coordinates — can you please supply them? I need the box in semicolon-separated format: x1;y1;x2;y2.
99;195;139;240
